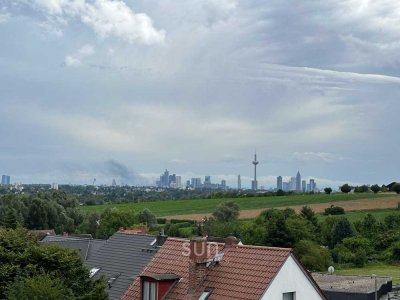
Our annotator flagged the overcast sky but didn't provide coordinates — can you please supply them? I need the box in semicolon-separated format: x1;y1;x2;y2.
1;0;399;188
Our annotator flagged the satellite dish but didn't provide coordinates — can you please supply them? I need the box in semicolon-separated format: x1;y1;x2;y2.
328;266;335;274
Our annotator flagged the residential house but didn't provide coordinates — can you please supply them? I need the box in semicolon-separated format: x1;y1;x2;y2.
122;237;327;300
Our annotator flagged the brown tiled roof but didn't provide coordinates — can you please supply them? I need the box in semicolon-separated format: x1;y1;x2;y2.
121;238;292;300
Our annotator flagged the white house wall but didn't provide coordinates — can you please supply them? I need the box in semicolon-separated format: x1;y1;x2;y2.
261;255;324;300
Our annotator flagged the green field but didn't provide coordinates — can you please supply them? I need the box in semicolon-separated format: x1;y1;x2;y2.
318;208;400;223
335;263;400;284
81;193;396;217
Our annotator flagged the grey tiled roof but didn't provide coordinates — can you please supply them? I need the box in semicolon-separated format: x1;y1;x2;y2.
41;235;106;261
85;232;158;300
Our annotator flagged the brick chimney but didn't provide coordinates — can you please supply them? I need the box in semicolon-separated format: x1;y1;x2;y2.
188;237;208;293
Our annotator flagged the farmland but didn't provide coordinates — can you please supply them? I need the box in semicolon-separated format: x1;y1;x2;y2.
81;192;398;218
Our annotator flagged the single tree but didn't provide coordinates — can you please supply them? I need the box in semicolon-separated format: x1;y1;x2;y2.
212;201;240;222
340;184;352;194
138;208;157;228
324;187;332;195
370;184;380;194
330;217;354;248
265;214;295;248
300;206;318;226
393;183;400;194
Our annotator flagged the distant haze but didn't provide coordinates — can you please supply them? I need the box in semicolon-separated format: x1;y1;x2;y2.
0;0;399;188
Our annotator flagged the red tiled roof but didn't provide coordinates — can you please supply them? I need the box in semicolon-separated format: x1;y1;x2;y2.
121;238;292;300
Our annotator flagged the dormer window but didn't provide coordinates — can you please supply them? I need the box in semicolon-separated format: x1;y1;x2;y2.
141;274;179;300
142;280;157;300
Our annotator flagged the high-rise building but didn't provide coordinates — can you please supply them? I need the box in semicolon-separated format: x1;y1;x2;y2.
1;175;10;185
283;182;290;192
277;176;283;190
51;183;59;190
310;179;316;191
221;180;226;189
191;178;202;189
168;174;176;186
238;175;241;190
112;179;117;186
204;176;211;188
296;171;301;192
289;177;296;191
175;176;182;188
302;180;306;192
186;180;190;188
252;152;259;191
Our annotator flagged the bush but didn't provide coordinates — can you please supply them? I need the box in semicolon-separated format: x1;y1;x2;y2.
324;206;345;216
276;189;285;196
294;240;332;271
324;187;332;195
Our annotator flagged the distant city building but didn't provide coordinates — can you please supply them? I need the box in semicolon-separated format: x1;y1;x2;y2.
191;178;202;189
277;176;283;190
289;177;296;191
302;180;306;192
310;179;316;191
306;183;311;192
238;175;241;190
1;175;10;185
204;176;211;188
221;180;226;189
252;152;259;191
296;171;301;192
283;182;290;192
186;180;190;188
175;176;182;188
112;179;117;187
51;183;59;190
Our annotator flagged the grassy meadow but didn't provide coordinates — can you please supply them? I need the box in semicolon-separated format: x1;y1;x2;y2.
335;263;400;284
81;192;396;217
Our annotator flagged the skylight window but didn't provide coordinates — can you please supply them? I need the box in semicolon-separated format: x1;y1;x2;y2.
89;267;100;278
198;289;212;300
150;238;157;246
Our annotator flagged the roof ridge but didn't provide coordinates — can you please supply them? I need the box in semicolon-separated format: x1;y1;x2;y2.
232;244;292;251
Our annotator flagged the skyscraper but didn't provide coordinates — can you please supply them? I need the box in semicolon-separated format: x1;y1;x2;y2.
175;176;182;188
238;175;241;190
221;180;226;189
1;175;10;185
204;176;211;188
289;177;296;191
310;179;316;192
252;152;259;191
302;180;306;192
277;176;283;190
296;171;301;192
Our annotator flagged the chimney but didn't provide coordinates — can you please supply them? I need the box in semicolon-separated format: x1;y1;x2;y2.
188;237;208;293
156;234;168;247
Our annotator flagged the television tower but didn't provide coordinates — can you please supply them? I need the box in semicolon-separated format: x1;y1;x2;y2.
252;152;259;191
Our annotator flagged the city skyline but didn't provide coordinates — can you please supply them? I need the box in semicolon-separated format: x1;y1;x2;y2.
1;1;399;187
